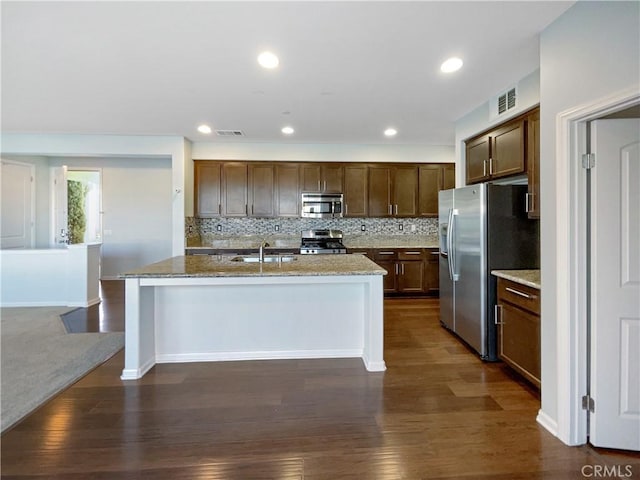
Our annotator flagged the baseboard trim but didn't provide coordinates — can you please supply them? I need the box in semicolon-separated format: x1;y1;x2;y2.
536;409;559;437
120;357;155;380
156;349;363;364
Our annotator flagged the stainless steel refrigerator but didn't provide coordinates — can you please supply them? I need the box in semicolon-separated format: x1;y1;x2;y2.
438;183;539;360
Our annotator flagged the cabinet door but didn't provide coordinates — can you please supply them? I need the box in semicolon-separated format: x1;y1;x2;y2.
491;119;525;178
377;259;397;293
343;164;368;217
368;165;392;217
195;162;221;217
425;249;440;294
275;164;300;217
248;163;275;217
466;135;490;184
393;166;418;217
300;164;322;192
322;164;343;193
398;260;425;293
221;162;248;217
443;164;455;190
526;109;540;219
418;164;455;217
498;302;541;387
418;165;440;217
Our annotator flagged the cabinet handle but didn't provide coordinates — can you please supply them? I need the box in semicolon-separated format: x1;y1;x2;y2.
505;287;537;299
404;251;421;255
429;251;440;256
379;251;395;255
525;192;535;213
318;180;321;191
494;304;504;325
345;204;348;215
401;263;405;275
324;180;327;191
489;157;493;175
483;159;487;177
388;204;392;215
218;204;221;215
245;204;248;215
394;204;398;215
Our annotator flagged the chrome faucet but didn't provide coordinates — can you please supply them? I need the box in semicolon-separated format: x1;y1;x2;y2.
259;240;270;263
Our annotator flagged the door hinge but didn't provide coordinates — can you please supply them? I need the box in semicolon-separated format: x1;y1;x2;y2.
582;153;595;169
582;394;595;413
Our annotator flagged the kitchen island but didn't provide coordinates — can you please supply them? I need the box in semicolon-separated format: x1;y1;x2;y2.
119;254;387;379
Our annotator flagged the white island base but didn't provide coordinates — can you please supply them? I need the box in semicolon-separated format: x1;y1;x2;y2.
121;274;385;379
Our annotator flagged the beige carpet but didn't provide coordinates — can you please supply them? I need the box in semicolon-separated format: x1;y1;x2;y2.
1;306;124;432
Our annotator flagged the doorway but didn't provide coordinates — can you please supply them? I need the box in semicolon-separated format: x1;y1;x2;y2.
67;170;102;244
554;88;640;450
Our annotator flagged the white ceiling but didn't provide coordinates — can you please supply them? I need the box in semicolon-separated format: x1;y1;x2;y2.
1;1;574;146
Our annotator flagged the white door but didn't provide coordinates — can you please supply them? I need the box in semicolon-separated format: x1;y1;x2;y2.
51;165;68;245
590;118;640;451
0;160;34;249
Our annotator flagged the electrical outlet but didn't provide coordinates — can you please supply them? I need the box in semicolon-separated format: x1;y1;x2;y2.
216;224;222;232
188;225;193;234
361;225;366;231
399;224;403;231
274;225;280;232
410;224;416;232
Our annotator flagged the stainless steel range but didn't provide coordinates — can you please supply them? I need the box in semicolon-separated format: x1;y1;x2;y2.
300;229;347;254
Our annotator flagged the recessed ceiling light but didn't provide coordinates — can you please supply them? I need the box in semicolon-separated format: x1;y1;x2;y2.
258;51;279;69
384;128;398;137
440;57;463;73
281;126;294;135
197;124;212;134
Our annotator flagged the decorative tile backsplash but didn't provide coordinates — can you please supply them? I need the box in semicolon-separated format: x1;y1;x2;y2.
186;216;438;238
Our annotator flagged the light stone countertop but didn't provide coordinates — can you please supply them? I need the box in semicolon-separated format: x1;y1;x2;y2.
121;254;387;278
186;234;439;250
491;270;541;290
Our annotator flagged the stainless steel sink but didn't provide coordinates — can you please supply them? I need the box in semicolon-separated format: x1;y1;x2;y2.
230;255;296;263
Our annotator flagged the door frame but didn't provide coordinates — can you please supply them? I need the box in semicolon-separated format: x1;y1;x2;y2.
549;85;640;446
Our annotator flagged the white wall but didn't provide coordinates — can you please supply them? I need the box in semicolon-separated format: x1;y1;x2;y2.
192;142;454;164
539;0;640;438
454;69;540;186
1;133;188;256
48;157;173;279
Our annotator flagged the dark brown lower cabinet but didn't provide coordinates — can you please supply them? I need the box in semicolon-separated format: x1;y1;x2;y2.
370;248;437;296
496;278;541;388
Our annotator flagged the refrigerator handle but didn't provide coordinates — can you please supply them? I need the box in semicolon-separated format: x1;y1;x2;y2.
448;208;459;281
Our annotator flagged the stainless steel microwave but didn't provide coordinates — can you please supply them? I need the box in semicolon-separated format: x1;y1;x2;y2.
301;192;344;218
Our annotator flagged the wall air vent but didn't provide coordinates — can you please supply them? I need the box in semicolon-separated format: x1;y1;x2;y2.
215;130;244;137
497;87;517;116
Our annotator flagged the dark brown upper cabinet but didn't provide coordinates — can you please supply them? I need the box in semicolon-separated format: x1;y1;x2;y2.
248;163;275;217
418;164;455;217
221;162;248;217
275;163;300;217
465;111;531;184
368;164;418;217
300;163;343;193
526;109;540;219
195;160;454;220
343;164;368;217
194;161;222;217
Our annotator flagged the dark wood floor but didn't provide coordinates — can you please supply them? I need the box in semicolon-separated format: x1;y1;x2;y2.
2;283;639;478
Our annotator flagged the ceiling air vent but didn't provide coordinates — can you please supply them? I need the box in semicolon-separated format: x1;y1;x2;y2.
215;130;244;137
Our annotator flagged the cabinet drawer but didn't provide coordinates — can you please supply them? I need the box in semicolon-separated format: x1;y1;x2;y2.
497;278;540;315
397;249;425;260
374;249;398;260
